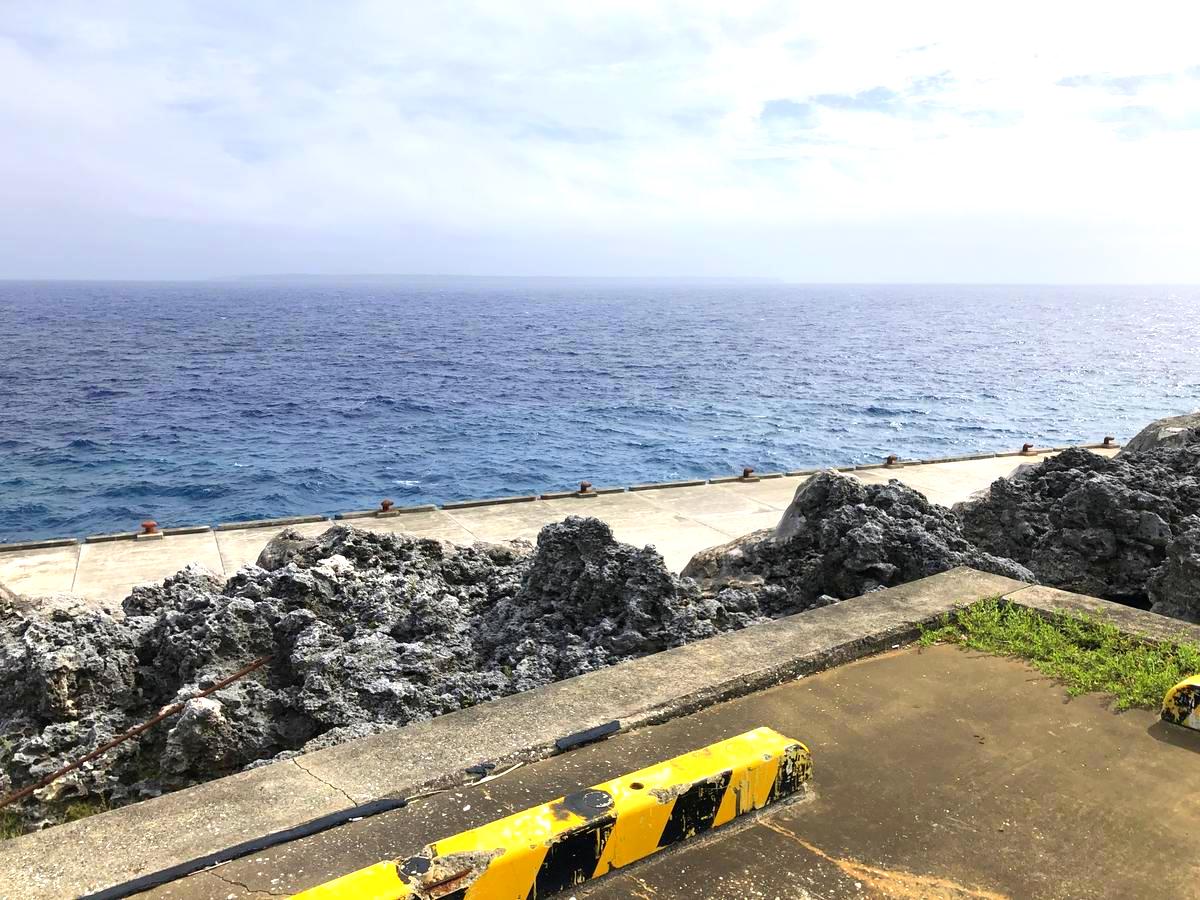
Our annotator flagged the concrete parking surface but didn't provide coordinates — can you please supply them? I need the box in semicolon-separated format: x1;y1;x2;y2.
145;641;1200;900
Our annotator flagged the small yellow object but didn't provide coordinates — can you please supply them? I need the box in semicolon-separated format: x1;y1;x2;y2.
292;726;811;899
1162;675;1200;729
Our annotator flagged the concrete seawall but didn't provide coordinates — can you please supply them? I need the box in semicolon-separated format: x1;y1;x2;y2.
0;443;1118;606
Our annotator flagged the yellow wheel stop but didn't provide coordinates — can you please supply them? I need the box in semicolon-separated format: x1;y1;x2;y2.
1162;675;1200;730
292;725;811;899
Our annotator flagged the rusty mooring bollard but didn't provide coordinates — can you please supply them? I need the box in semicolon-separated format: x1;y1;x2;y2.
742;467;755;479
578;481;595;495
885;454;898;467
380;499;394;512
1103;435;1115;447
1021;442;1034;455
137;520;162;540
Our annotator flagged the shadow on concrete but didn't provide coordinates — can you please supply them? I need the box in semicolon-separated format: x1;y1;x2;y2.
1146;718;1200;751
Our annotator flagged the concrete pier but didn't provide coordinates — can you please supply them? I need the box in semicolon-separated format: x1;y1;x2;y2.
0;445;1117;607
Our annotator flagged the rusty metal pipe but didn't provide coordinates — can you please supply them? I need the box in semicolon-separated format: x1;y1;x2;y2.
0;655;271;812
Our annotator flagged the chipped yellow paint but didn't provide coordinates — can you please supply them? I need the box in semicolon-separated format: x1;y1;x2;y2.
1162;675;1200;729
291;727;810;899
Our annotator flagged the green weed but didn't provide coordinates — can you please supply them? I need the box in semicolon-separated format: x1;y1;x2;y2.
920;597;1200;710
0;811;22;841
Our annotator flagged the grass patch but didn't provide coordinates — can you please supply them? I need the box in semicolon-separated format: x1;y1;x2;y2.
63;796;109;823
920;597;1200;710
0;811;22;841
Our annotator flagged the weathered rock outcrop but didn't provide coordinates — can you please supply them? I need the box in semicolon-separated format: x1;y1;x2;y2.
477;517;714;690
682;471;1033;611
1119;412;1200;456
956;442;1200;617
6;418;1200;834
1147;518;1200;622
0;518;740;830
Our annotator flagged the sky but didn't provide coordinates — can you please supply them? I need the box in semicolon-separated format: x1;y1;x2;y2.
2;2;1199;282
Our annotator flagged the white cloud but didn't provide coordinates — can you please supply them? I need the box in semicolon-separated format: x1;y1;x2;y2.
1;1;1198;280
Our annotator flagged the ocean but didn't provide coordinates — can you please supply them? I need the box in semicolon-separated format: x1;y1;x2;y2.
1;279;1197;544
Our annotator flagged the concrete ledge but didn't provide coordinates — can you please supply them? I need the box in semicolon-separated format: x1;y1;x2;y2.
1003;584;1200;645
214;515;331;532
441;495;539;510
84;531;138;543
998;448;1050;458
785;467;822;477
539;486;625;499
629;479;709;491
160;525;212;537
0;566;1024;899
335;505;438;520
917;452;1001;464
0;537;78;552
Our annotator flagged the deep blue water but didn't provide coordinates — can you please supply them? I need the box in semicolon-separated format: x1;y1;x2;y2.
1;280;1197;543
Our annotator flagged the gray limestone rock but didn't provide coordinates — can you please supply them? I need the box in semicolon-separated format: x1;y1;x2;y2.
255;527;317;571
477;516;726;689
1119;412;1200;456
1148;518;1200;623
0;520;728;830
957;443;1200;607
682;471;1033;613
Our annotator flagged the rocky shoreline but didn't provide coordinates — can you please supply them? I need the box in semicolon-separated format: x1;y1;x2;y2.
1;414;1197;833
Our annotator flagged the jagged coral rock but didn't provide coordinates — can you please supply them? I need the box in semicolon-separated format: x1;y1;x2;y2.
682;471;1032;612
956;444;1200;606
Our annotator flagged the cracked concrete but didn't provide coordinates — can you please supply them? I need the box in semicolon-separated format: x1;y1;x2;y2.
290;758;360;808
204;868;287;899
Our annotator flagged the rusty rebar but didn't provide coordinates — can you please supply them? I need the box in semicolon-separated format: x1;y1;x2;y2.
0;655;271;812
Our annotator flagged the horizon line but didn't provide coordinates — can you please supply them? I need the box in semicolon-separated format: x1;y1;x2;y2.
1;274;1197;287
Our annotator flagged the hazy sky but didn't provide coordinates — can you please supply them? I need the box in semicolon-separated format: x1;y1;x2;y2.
2;2;1199;281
